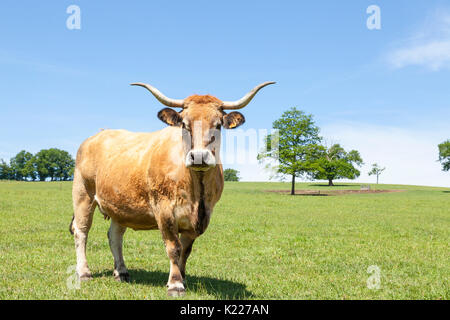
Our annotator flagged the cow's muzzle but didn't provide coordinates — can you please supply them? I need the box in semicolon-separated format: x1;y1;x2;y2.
185;149;216;170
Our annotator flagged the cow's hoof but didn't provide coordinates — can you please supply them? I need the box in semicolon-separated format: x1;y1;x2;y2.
79;273;93;281
167;283;185;297
115;272;130;283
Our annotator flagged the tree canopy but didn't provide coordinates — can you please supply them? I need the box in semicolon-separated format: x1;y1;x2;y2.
0;149;75;181
258;107;322;195
223;168;240;182
312;144;363;186
438;140;450;171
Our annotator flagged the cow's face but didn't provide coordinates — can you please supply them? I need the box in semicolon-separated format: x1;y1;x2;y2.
157;95;245;171
131;81;275;171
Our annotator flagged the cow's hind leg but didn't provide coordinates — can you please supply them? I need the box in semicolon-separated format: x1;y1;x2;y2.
72;173;96;281
107;219;129;282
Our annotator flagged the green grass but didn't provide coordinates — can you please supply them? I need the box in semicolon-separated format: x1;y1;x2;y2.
0;180;449;300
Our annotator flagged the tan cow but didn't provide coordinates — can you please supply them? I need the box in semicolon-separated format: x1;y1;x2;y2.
69;81;275;296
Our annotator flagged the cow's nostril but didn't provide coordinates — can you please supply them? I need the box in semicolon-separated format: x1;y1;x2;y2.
192;151;203;165
202;151;210;165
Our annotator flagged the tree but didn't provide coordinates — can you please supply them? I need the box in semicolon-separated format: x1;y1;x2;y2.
0;149;75;181
46;148;60;181
258;107;322;195
438;140;450;171
33;148;75;181
33;150;51;181
368;163;385;184
313;144;363;186
53;149;75;181
23;159;37;181
224;168;240;181
9;150;33;181
0;159;12;180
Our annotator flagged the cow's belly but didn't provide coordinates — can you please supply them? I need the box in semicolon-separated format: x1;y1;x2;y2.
94;193;158;230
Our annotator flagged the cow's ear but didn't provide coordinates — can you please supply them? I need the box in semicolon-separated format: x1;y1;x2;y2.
223;112;245;129
157;108;182;126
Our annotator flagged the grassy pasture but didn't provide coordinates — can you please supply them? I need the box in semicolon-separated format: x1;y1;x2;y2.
0;180;448;300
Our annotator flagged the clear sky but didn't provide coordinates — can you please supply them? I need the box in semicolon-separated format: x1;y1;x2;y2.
1;1;449;186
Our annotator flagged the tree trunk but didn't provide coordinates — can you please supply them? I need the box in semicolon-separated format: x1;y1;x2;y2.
376;174;379;184
291;174;295;195
328;178;334;186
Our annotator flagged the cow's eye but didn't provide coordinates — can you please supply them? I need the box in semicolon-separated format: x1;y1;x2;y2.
215;124;221;130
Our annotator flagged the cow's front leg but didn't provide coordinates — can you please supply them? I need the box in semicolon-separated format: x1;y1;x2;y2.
179;233;196;284
158;213;185;297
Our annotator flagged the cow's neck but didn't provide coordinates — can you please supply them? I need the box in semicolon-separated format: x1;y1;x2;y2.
190;168;217;235
190;170;207;202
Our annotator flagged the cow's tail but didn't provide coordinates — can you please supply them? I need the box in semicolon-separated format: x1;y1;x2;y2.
69;215;75;235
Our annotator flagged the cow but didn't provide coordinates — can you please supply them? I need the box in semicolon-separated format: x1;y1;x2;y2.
69;81;275;296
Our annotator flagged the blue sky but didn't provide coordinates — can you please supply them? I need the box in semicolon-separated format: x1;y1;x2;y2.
1;1;449;186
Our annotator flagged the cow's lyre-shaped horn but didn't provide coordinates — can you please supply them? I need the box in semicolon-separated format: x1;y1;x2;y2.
222;81;276;110
131;83;185;108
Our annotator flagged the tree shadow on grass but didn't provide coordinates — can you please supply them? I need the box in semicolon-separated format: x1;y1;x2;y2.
443;191;450;193
292;193;329;196
308;184;356;187
93;269;253;299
